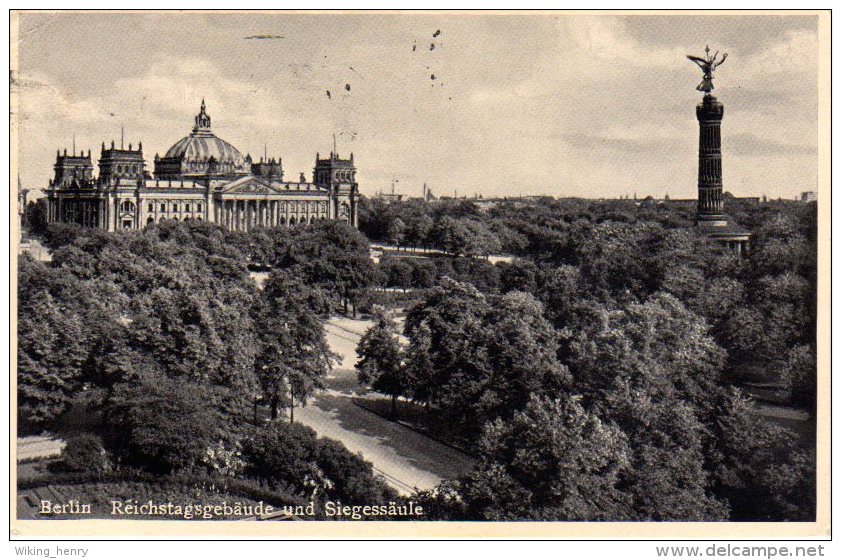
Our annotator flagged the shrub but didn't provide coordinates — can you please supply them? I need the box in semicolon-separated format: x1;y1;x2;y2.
242;422;395;503
52;433;109;473
103;376;227;475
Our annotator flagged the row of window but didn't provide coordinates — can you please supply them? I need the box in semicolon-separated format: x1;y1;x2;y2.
146;202;203;213
145;216;202;224
223;200;328;212
115;164;141;175
316;171;355;183
119;200;205;214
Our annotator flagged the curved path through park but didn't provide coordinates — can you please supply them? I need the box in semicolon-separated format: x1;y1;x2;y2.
293;317;476;495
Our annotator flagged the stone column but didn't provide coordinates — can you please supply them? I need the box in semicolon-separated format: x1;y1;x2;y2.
696;94;725;225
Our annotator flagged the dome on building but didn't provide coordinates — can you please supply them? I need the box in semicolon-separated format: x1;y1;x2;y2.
155;100;249;179
163;134;246;167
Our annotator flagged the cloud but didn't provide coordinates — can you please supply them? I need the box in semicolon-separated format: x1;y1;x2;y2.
564;16;687;68
14;13;821;202
740;29;819;79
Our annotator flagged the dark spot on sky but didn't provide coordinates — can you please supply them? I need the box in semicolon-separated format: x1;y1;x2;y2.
412;43;417;52
326;90;331;99
433;30;441;38
430;43;435;51
345;84;351;91
430;74;436;80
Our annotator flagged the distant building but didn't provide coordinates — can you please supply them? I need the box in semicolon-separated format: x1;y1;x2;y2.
375;180;405;204
801;191;818;202
45;100;360;232
376;193;405;203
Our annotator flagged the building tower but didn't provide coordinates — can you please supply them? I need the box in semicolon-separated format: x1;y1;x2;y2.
687;46;750;254
98;139;145;185
52;148;94;187
313;150;359;226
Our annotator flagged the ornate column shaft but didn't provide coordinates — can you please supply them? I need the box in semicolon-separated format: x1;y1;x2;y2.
696;94;726;224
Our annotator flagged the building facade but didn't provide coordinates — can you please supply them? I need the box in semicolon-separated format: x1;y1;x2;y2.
45;101;359;232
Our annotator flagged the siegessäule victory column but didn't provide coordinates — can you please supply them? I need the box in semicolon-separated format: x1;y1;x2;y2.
687;46;750;254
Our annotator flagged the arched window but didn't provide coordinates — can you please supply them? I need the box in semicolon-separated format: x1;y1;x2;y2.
147;216;154;224
279;216;286;226
185;203;191;212
120;200;136;213
289;216;297;226
160;203;166;212
310;216;316;224
148;203;154;212
197;203;203;212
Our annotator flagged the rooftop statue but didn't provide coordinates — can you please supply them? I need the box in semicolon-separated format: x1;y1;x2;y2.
687;45;728;93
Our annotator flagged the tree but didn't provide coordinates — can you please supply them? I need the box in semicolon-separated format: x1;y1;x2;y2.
457;395;633;520
42;222;86;250
707;388;816;520
410;260;436;289
380;257;413;291
406;213;434;250
283;221;379;317
356;312;406;416
497;259;538;294
387;217;407;249
563;292;724;408
432;216;471;256
256;271;337;421
404;278;491;430
781;344;817;411
601;380;729;520
464;219;502;258
17;271;89;427
103;376;225;474
749;215;811;278
403;280;570;437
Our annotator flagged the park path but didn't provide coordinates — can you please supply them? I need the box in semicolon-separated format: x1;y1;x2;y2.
369;243;514;264
17;435;65;462
293;318;476;495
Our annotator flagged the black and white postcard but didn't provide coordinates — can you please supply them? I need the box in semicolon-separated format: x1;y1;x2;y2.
9;9;831;539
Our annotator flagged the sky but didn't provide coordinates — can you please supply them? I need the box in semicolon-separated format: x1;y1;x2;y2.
13;12;821;200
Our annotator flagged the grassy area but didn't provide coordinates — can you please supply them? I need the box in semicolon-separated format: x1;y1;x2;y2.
354;394;476;456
